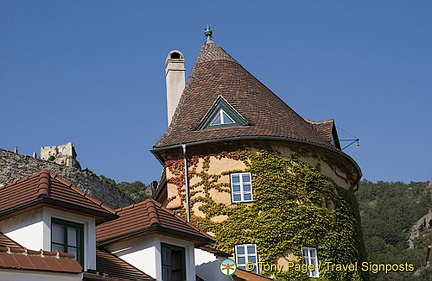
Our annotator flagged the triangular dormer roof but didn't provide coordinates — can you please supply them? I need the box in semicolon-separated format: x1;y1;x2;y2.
196;95;248;130
154;42;333;150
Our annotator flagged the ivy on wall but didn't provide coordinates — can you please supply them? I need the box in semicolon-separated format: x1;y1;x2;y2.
166;149;367;281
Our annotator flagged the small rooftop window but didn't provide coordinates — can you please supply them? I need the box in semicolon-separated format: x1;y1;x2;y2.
196;96;248;130
210;109;235;126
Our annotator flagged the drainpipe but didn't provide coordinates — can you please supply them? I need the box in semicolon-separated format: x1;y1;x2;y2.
182;144;190;222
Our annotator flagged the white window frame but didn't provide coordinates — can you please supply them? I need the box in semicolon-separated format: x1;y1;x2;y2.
230;172;253;203
210;109;235;126
235;244;258;273
301;246;319;278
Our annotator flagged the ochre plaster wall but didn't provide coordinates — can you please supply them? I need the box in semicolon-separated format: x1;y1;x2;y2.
164;143;353;213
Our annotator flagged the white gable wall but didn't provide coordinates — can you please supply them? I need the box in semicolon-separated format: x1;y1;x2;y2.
105;234;159;278
0;207;97;271
105;233;196;281
195;248;232;281
0;208;44;250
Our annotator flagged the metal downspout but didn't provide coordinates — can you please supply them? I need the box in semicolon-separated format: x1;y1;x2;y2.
182;144;191;222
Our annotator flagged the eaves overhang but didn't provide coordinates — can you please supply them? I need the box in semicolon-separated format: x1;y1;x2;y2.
151;135;362;186
97;225;214;247
0;197;118;224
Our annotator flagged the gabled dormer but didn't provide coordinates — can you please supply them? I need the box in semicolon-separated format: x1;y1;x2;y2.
0;170;117;271
97;199;214;281
196;96;248;130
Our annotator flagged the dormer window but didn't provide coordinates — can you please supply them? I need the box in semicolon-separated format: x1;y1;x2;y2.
51;218;84;266
196;96;248;130
210;109;235;126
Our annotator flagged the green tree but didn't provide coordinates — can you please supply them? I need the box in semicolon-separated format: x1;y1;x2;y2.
100;175;151;203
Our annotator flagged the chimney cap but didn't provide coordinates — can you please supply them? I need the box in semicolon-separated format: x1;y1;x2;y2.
166;50;184;61
165;50;185;68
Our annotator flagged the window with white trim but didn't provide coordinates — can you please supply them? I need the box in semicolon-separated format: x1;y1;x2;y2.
210;109;235;126
235;244;258;273
230;172;253;203
301;246;319;278
196;96;248;130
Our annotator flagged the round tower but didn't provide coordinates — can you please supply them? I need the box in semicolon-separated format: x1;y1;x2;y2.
152;32;366;280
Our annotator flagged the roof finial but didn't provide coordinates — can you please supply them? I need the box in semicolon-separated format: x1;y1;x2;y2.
204;25;213;44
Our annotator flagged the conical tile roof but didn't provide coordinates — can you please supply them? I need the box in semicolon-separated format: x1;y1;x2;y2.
154;42;334;150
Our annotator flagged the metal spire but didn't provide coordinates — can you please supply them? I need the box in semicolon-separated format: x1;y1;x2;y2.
204;25;213;43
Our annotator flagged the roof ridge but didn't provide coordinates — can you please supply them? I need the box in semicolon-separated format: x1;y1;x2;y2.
304;119;334;125
0;246;75;259
51;171;116;215
0;246;83;274
194;42;237;64
96;198;213;245
157;203;214;240
115;199;149;213
144;200;160;226
36;170;51;197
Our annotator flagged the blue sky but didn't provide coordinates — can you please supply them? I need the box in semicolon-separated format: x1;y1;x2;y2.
1;1;431;184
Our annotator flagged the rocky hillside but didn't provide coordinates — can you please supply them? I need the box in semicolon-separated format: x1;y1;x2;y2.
0;148;134;208
356;180;432;281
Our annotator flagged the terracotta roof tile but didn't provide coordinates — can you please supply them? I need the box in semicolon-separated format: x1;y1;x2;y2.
83;272;131;281
97;199;213;246
95;248;155;280
199;246;230;257
305;119;334;143
234;268;273;280
154;42;335;152
0;232;23;248
0;246;82;274
0;170;117;223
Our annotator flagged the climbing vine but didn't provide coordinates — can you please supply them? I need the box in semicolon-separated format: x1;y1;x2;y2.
165;149;367;281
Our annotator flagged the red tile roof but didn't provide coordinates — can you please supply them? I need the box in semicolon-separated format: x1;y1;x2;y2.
0;246;82;274
234;268;274;280
199;246;230;257
93;248;155;281
97;199;213;246
0;232;22;248
154;42;336;151
0;170;117;223
305;119;337;143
